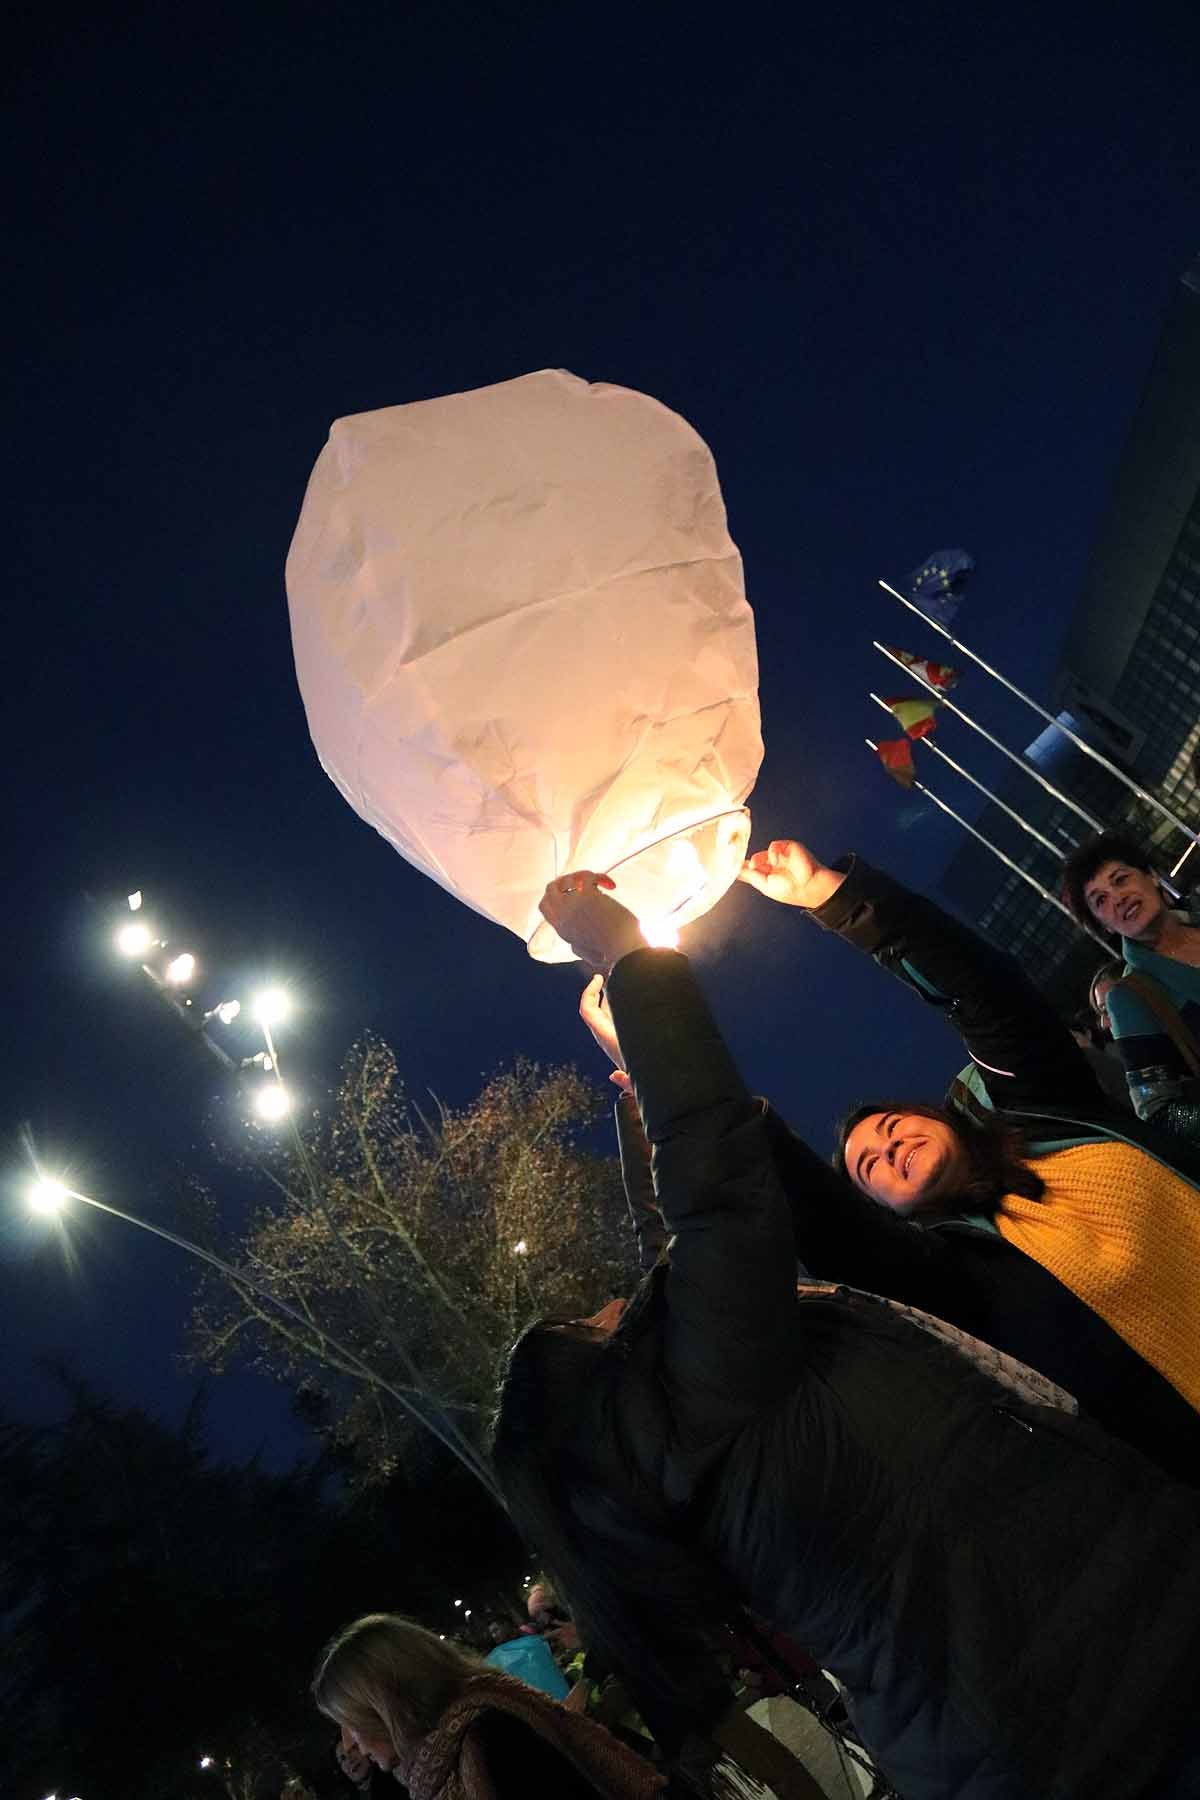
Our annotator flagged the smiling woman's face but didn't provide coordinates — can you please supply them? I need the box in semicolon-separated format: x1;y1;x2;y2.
1082;859;1164;940
842;1110;971;1214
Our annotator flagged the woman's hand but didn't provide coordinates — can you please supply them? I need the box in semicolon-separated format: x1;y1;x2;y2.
738;839;845;909
538;871;647;973
579;974;632;1092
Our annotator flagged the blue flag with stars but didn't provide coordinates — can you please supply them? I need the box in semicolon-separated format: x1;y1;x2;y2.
906;548;975;627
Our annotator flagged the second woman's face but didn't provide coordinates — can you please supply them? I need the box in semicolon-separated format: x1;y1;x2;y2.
843;1111;970;1214
1082;860;1164;940
340;1721;398;1773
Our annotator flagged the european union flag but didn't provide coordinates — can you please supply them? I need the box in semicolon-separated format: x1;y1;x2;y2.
906;548;975;627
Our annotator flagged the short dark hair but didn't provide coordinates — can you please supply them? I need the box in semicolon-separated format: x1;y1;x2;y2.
490;1305;736;1752
1061;831;1155;928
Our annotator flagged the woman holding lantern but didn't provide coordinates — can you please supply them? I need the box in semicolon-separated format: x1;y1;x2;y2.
492;869;1200;1800
734;840;1200;1432
580;851;1200;1484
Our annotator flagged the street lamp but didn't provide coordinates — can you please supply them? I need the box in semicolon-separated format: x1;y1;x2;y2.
165;952;197;986
252;989;292;1029
116;921;154;958
28;1178;69;1216
252;1082;292;1123
19;1169;502;1500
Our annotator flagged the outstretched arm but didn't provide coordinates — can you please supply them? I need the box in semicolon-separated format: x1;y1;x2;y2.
741;839;1100;1113
540;875;803;1435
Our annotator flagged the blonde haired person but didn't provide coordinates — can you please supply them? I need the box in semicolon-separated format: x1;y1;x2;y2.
312;1613;664;1800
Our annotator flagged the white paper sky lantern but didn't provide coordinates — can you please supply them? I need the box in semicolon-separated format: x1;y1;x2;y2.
286;369;762;961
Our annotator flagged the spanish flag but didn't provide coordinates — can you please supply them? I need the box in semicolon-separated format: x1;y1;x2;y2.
883;696;939;739
877;739;916;787
881;646;959;691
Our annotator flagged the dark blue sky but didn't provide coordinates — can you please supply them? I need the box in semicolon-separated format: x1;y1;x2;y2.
5;0;1199;1463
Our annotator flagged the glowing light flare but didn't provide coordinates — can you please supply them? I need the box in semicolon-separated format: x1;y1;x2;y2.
199;1758;215;1771
127;891;143;911
252;1083;292;1123
640;918;681;949
215;1000;241;1025
165;952;197;985
512;1239;529;1256
28;1178;69;1216
116;921;154;958
253;989;292;1028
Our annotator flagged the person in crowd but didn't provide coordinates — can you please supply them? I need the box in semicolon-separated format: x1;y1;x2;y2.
482;1613;572;1699
493;868;1200;1800
1069;1004;1132;1110
578;854;1200;1485
525;1581;568;1633
335;1736;374;1795
313;1612;667;1800
1088;956;1126;1037
1063;830;1200;1127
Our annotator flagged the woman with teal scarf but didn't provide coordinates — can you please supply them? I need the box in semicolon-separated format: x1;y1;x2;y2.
1064;831;1200;1135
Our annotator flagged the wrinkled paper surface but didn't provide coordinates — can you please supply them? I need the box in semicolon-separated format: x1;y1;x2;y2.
286;370;762;960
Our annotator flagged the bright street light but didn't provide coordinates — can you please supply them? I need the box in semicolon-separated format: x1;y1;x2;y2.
28;1178;69;1216
214;1000;241;1025
127;891;143;912
252;1082;292;1123
512;1239;528;1256
165;952;197;986
199;1758;215;1771
115;921;154;958
252;989;292;1029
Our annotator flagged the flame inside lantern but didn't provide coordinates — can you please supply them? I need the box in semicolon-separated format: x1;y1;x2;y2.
528;806;750;962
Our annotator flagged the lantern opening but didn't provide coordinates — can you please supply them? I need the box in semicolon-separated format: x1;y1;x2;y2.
528;806;751;963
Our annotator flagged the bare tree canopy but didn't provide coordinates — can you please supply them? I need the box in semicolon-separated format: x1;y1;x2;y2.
188;1039;637;1485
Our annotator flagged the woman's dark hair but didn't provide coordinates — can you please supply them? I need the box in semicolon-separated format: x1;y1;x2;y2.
832;1099;1045;1213
490;1296;737;1754
1061;831;1156;928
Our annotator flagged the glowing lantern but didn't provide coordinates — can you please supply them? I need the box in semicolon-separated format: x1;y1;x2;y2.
286;370;762;960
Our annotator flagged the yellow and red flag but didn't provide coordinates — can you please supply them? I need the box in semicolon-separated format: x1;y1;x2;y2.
876;738;916;787
881;646;959;690
883;696;939;739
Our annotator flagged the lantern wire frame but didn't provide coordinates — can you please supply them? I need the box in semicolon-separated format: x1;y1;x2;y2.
527;805;751;962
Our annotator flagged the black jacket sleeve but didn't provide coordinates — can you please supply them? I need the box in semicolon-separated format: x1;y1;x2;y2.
613;1091;669;1272
808;855;1101;1112
605;948;804;1438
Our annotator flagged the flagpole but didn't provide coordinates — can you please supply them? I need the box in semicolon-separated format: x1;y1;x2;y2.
873;641;1107;835
868;694;1069;861
865;739;1110;950
879;578;1200;847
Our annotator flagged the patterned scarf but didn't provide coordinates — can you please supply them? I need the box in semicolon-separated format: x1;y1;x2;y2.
397;1670;666;1800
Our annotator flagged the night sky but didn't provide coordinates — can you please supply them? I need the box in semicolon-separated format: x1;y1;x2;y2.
6;1;1199;1465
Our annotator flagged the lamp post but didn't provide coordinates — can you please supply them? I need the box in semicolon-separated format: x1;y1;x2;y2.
99;888;503;1502
24;1177;502;1504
